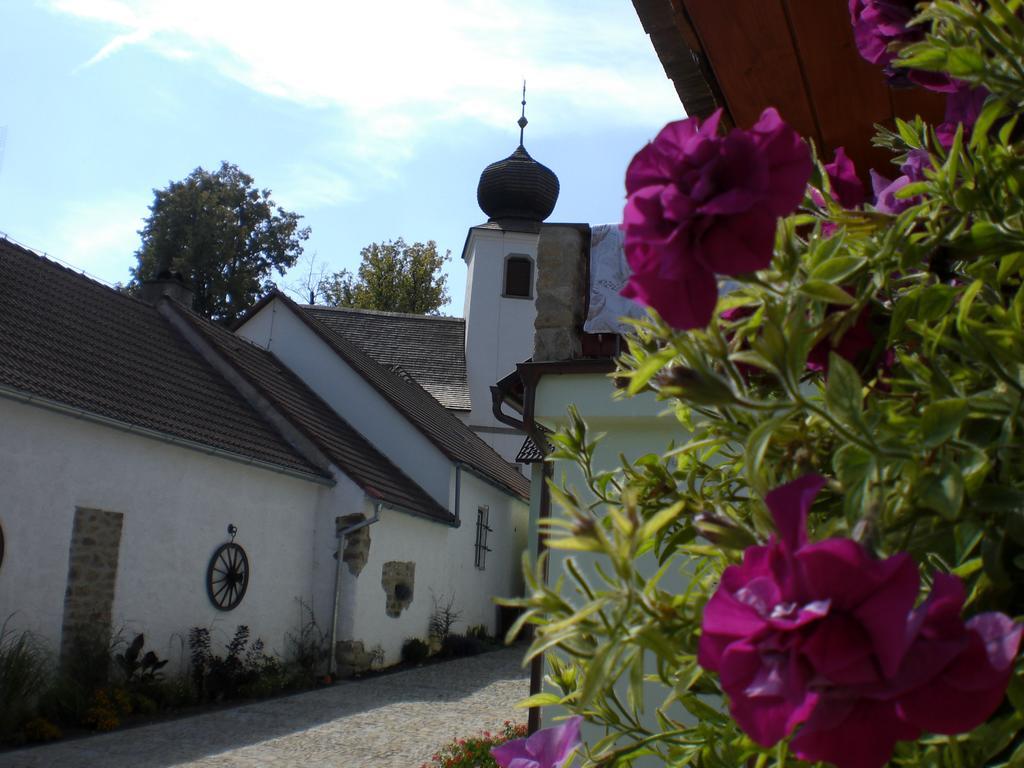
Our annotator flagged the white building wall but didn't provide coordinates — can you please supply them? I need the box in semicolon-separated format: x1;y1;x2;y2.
237;299;453;505
0;397;330;669
531;373;692;764
343;472;528;665
463;228;539;461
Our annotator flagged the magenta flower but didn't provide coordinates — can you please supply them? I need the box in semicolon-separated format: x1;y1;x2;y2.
937;83;989;148
870;148;931;215
621;108;811;330
822;147;867;209
491;716;582;768
698;475;1022;768
806;304;880;374
849;0;955;92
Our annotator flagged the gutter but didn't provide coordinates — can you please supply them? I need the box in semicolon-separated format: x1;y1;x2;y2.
0;384;334;487
328;503;382;677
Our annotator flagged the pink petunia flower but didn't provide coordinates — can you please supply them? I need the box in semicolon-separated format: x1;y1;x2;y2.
849;0;956;92
491;716;582;768
620;108;812;330
698;475;1022;768
936;82;989;148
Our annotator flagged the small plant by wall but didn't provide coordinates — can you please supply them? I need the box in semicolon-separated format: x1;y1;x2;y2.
428;593;461;647
284;598;330;683
188;625;284;702
401;637;431;665
0;622;50;742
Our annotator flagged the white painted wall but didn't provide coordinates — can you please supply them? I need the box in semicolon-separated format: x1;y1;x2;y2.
237;299;453;505
530;373;692;764
463;228;539;461
0;397;330;670
343;471;528;665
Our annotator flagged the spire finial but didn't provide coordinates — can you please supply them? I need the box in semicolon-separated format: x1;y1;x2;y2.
517;80;528;147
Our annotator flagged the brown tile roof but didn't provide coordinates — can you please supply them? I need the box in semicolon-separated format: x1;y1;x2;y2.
302;306;471;411
263;292;531;501
0;238;325;480
171;304;454;524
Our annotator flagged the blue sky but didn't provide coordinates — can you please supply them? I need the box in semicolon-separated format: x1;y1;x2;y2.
0;1;683;314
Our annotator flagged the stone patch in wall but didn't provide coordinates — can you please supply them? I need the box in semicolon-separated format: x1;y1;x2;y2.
61;507;124;662
381;561;415;617
335;639;373;677
337;514;371;576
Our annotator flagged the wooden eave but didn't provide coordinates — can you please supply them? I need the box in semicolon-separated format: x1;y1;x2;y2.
633;0;948;179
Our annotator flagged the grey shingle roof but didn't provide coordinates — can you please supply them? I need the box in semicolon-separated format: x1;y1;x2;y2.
0;238;325;479
172;304;454;524
266;292;530;501
302;306;471;411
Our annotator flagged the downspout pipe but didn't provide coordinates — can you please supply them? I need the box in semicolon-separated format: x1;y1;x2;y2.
328;502;382;678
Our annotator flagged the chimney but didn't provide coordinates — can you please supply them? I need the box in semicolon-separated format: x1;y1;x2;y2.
139;269;196;308
533;225;586;362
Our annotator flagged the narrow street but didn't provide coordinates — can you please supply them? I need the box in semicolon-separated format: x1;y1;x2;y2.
0;647;529;768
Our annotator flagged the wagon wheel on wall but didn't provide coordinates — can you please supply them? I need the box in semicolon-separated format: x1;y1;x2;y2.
206;542;249;611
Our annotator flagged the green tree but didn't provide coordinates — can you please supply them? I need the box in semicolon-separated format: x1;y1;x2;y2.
131;162;309;325
318;238;450;314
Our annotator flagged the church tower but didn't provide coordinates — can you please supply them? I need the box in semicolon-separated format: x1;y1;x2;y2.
462;89;559;462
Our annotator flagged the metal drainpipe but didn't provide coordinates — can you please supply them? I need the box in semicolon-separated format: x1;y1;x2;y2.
327;502;382;678
453;465;462;526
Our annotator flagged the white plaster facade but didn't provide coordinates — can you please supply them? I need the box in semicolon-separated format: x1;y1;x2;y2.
236;297;531;664
346;471;527;664
238;298;453;506
462;226;540;462
0;397;332;668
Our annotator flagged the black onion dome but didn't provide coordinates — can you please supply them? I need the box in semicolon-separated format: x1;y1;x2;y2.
477;145;560;222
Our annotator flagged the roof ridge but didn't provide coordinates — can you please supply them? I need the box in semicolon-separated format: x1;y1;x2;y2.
169;301;452;522
272;291;528;499
303;304;464;322
0;235;155;311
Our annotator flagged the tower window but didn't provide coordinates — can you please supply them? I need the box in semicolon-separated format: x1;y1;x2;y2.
474;506;492;570
504;255;533;299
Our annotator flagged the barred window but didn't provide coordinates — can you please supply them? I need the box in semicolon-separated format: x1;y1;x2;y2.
474;506;492;570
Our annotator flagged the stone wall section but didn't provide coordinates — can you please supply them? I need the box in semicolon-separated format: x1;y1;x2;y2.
381;561;415;617
60;507;124;660
337;513;371;576
534;225;586;362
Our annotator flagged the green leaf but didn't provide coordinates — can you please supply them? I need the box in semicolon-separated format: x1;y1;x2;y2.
833;443;874;491
898;46;947;70
799;280;856;306
825;354;864;428
516;692;563;709
809;256;866;284
918;461;965;521
957;279;984;336
744;414;789;494
945;46;985;76
921;398;968;447
637;501;686;542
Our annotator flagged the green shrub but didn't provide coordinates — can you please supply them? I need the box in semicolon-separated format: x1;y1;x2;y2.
440;633;484;658
22;717;61;743
401;637;430;664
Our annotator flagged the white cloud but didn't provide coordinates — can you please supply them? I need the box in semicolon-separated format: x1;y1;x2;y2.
273;164;357;211
47;0;681;147
39;197;147;285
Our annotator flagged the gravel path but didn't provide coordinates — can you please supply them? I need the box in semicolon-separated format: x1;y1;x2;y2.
0;646;530;768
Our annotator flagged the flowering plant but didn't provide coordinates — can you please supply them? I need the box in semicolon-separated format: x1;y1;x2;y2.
420;721;528;768
506;1;1024;766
